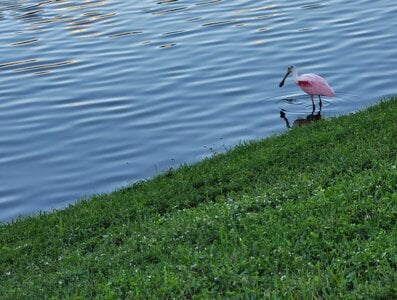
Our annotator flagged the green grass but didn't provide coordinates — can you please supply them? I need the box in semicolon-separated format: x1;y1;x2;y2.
1;98;396;299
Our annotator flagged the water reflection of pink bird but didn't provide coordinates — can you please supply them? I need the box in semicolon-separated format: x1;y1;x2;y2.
279;65;335;108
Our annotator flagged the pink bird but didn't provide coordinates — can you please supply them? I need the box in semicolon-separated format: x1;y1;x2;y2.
279;65;335;108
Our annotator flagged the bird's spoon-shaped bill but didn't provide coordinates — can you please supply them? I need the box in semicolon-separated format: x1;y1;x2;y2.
279;70;291;87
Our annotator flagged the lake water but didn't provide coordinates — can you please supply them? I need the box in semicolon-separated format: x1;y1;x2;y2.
0;0;396;222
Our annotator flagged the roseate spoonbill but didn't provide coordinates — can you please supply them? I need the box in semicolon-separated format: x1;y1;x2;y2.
279;65;335;108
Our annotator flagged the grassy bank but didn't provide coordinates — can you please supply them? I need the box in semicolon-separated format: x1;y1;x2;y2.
1;98;396;299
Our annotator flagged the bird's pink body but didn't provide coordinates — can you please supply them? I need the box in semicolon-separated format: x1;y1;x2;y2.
294;73;335;97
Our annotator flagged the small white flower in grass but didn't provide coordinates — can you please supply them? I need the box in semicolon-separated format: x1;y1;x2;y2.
5;270;11;276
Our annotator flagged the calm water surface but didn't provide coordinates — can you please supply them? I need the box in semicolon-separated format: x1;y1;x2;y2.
0;0;396;222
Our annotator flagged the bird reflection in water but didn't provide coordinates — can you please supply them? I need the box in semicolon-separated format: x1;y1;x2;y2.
279;108;321;129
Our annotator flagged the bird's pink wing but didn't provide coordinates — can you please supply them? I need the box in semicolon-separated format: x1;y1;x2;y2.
298;74;335;97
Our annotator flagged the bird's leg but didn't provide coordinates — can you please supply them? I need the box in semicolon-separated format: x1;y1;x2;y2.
310;95;315;114
318;95;323;110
